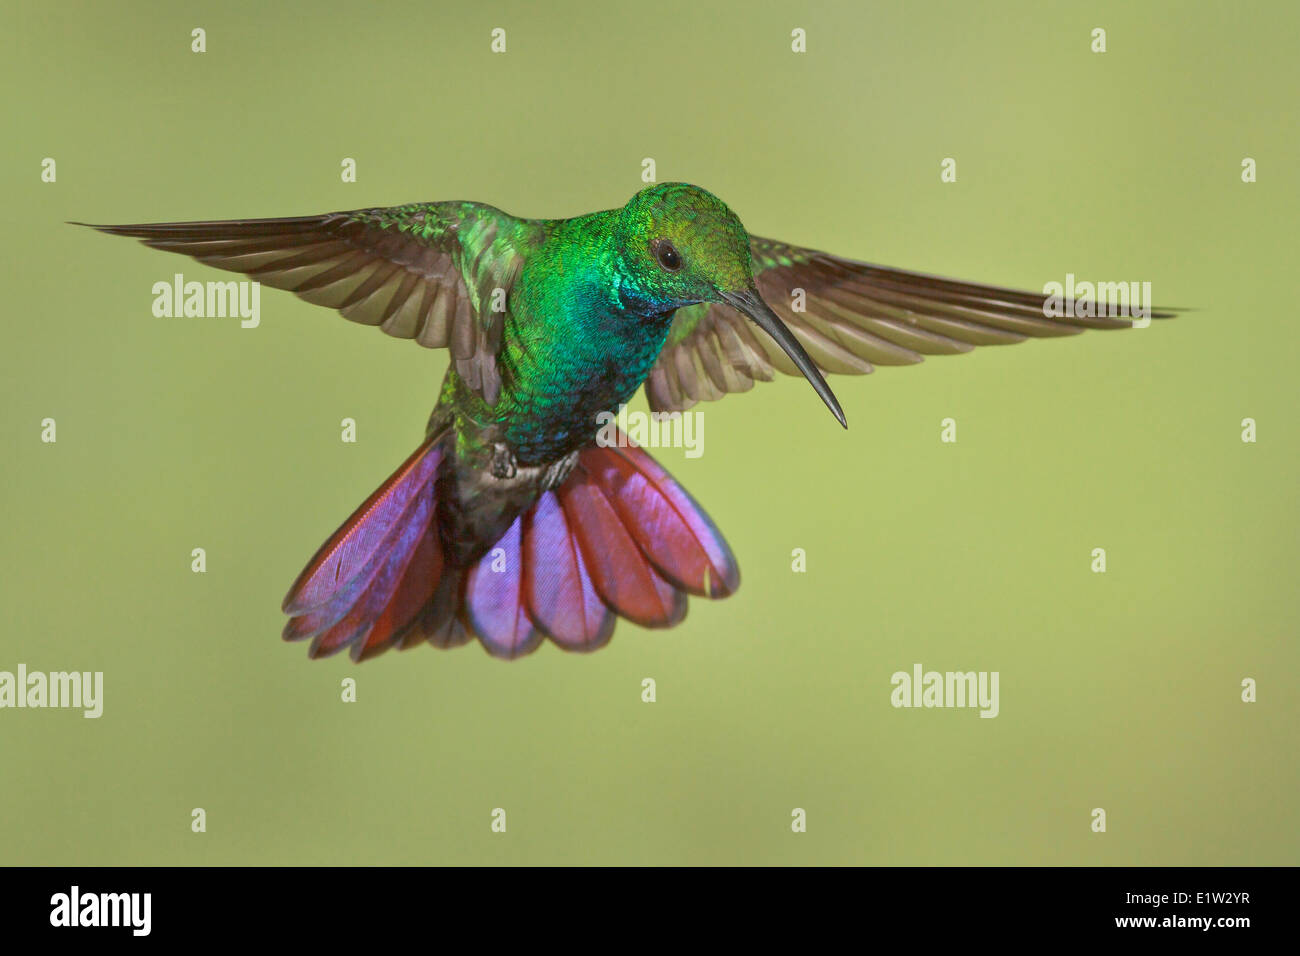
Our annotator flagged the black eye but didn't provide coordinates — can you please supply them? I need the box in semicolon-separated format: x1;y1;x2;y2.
653;239;682;272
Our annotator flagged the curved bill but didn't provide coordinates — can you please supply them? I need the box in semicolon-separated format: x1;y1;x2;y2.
722;288;847;428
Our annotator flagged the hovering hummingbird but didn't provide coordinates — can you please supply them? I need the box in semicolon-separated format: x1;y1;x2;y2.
77;183;1165;661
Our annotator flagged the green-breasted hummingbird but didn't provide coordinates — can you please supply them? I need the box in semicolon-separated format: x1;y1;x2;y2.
76;183;1168;660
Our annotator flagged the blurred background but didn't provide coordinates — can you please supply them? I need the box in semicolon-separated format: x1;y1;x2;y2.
2;0;1296;865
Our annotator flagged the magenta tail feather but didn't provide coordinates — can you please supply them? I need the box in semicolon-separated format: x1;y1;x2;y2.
281;427;739;661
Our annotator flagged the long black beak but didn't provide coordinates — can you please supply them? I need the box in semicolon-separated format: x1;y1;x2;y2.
722;288;847;428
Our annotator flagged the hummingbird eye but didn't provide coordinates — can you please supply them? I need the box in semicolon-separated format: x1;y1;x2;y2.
652;239;682;272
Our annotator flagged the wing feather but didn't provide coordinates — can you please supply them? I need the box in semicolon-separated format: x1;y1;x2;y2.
647;236;1175;413
76;203;545;405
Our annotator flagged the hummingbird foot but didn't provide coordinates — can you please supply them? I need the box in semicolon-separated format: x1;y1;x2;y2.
490;442;518;479
540;450;579;490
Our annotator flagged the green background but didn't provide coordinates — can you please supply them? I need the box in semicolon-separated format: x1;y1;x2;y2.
3;0;1295;865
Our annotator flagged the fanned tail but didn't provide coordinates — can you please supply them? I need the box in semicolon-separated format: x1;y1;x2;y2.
457;430;740;659
281;427;739;662
281;432;448;662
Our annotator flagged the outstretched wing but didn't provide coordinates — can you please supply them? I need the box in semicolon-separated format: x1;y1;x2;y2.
645;236;1174;413
77;202;545;405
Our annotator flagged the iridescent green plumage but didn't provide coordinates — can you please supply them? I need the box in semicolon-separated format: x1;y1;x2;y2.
76;182;1170;660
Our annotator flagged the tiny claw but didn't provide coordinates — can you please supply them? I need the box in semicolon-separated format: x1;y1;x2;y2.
490;442;517;479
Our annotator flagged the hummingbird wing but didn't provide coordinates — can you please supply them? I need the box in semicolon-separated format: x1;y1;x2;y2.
77;203;543;405
645;236;1175;413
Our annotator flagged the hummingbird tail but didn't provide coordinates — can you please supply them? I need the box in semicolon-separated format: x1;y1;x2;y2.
280;431;452;662
452;432;741;658
279;427;740;662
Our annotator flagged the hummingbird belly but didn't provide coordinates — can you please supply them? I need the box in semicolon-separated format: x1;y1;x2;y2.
423;293;676;565
425;360;637;566
491;306;677;465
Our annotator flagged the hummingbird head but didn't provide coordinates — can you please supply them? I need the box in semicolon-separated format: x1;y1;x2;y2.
617;182;846;427
617;182;755;306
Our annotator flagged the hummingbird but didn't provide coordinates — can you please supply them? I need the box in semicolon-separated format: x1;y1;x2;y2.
77;183;1166;661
